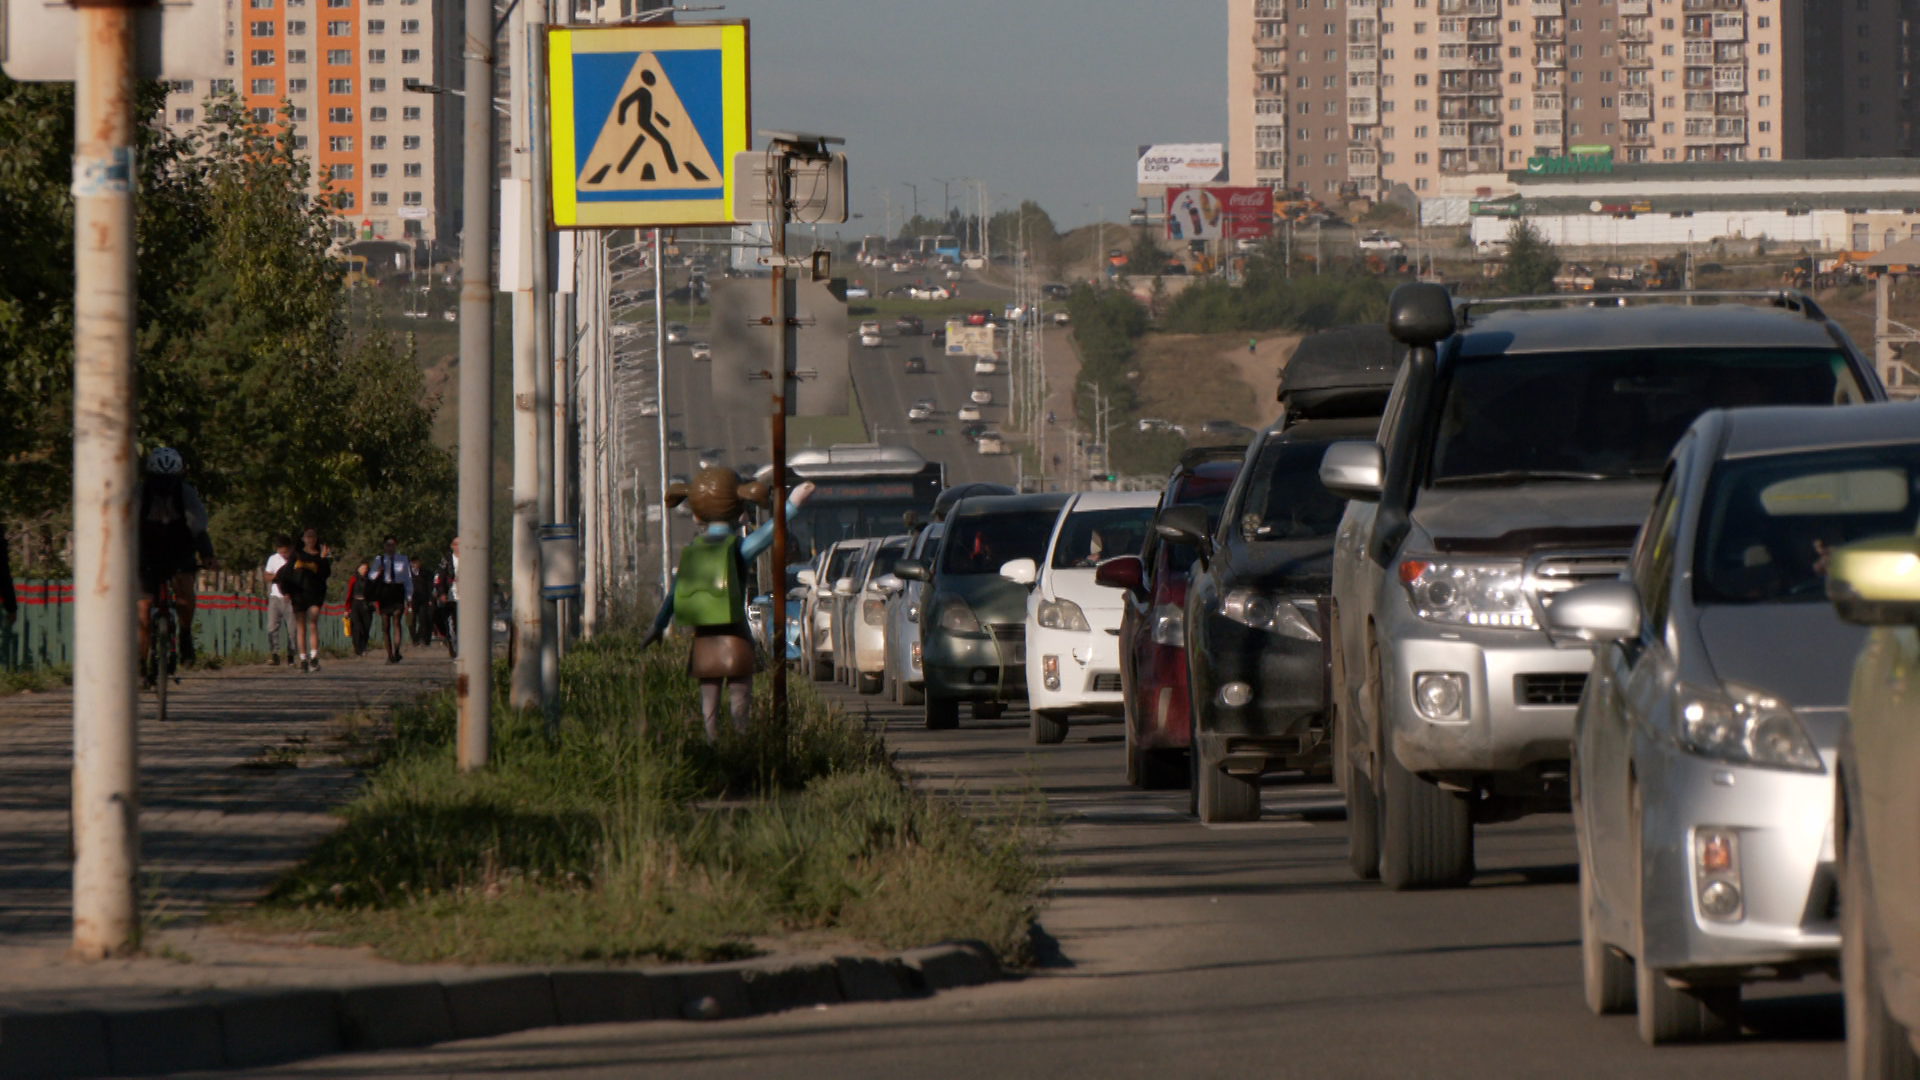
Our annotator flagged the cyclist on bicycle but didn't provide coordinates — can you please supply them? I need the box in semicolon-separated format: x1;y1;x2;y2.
135;447;216;678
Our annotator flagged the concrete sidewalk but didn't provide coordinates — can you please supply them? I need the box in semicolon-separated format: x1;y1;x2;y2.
0;650;452;1010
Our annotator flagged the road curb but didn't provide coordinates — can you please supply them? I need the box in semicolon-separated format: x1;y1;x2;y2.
0;942;1004;1078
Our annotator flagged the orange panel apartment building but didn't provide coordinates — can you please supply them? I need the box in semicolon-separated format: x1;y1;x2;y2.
1228;0;1913;200
162;0;463;259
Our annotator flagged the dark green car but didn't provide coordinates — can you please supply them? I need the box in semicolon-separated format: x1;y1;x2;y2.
895;493;1069;729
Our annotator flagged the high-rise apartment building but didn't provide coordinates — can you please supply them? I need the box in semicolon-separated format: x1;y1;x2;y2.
163;0;462;257
1228;0;1914;199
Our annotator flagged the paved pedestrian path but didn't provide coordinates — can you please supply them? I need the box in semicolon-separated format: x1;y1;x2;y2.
0;650;456;1012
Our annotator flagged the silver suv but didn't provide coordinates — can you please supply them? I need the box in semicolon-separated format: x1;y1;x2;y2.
1321;285;1882;890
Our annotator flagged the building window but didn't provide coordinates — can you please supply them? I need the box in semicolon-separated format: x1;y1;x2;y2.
1757;68;1769;80
370;163;388;177
366;18;384;32
167;79;194;93
328;77;352;93
1382;126;1396;139
250;50;276;66
251;107;274;123
370;191;389;205
335;193;355;210
1662;147;1676;159
294;135;308;149
401;105;421;120
369;106;388;120
1510;71;1522;82
1416;177;1429;190
369;135;387;149
1661;121;1674;133
1415;125;1428;137
401;48;420;62
1509;124;1522;136
287;19;306;33
328;106;353;122
1415;47;1428;58
327;20;350;34
327;48;350;63
250;20;273;36
173;108;195;123
225;50;235;65
1414;73;1428;86
294;106;309;120
402;135;420;149
1757;94;1769;107
1661;95;1675;108
1382;152;1396;164
329;135;353;151
250;78;276;94
1415;99;1428;111
399;18;419;32
330;163;354;180
368;48;386;62
1758;147;1771;158
402;162;422;177
403;191;423;206
288;49;308;62
1415;151;1429;163
1758;120;1770;132
288;78;307;91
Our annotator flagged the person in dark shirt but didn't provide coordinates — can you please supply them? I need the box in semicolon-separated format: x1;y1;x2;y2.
344;561;373;656
409;559;433;646
282;528;332;672
367;536;413;664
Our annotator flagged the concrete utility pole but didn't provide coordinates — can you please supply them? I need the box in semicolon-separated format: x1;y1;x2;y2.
454;0;496;771
507;5;544;711
652;228;670;591
70;0;140;959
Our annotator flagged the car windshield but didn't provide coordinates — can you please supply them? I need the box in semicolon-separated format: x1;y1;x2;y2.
1050;507;1156;569
941;510;1061;575
1239;440;1351;541
1429;348;1864;485
826;545;860;584
865;544;906;584
1695;445;1920;605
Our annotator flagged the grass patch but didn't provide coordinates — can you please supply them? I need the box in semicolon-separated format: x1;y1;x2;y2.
0;663;71;696
245;632;1050;966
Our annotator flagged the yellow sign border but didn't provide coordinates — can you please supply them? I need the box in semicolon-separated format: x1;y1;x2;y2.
547;22;750;229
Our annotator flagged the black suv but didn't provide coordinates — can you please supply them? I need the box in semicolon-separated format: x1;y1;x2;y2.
1159;324;1405;821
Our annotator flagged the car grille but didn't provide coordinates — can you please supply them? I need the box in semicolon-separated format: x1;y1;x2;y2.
1089;673;1123;693
989;623;1026;664
1516;673;1587;706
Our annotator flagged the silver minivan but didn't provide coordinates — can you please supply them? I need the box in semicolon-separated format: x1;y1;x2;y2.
1548;403;1920;1045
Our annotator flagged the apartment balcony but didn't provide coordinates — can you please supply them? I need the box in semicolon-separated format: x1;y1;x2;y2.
1622;51;1653;68
1716;99;1747;116
1471;54;1504;69
1621;132;1654;147
1617;0;1650;12
1348;100;1379;123
1255;56;1289;73
1535;50;1566;68
1439;0;1500;13
1439;24;1469;44
1713;67;1746;91
1711;18;1745;40
1530;0;1564;12
1619;101;1652;120
1348;160;1382;180
1682;22;1711;38
1618;26;1651;42
1349;46;1381;68
1533;27;1565;42
1438;122;1471;147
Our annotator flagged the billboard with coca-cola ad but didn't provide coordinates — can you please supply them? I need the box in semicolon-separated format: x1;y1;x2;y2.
1164;187;1274;242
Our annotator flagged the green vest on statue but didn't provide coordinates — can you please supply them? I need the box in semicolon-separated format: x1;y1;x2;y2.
673;534;745;627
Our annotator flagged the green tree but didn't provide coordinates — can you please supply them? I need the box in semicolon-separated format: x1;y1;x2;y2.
1497;219;1561;296
1125;228;1163;280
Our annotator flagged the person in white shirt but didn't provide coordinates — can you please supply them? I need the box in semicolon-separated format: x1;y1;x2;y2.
432;537;459;658
367;536;414;664
264;536;295;667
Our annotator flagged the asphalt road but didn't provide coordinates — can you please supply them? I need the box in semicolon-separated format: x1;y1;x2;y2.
230;686;1845;1080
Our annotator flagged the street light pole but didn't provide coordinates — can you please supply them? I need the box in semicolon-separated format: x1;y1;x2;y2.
903;181;919;224
454;0;497;770
69;0;139;959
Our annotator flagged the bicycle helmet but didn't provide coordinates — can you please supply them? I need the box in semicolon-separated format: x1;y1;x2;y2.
146;447;184;475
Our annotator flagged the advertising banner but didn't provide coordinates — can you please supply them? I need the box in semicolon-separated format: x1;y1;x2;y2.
1135;144;1227;186
1165;187;1274;242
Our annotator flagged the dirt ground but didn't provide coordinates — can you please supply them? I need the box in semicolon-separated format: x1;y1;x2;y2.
1131;331;1303;432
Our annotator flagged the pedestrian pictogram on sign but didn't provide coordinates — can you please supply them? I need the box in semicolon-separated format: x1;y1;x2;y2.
547;22;750;229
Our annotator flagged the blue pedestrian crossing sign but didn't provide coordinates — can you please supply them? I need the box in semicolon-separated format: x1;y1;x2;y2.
548;23;750;228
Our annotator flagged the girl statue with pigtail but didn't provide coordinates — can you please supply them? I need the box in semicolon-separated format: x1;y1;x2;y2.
642;467;815;739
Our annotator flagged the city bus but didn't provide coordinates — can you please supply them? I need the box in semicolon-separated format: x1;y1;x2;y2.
783;444;944;566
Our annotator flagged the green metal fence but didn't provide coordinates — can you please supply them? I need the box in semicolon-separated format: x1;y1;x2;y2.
3;573;350;672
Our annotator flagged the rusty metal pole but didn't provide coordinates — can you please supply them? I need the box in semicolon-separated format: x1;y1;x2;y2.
70;0;140;958
769;150;793;730
454;0;496;771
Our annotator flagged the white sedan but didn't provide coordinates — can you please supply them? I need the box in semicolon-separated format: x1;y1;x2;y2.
690;342;712;361
970;387;993;405
861;332;884;348
973;359;998;375
956;404;982;422
857;320;882;336
908;404;933;421
1357;231;1405;252
910;285;950;300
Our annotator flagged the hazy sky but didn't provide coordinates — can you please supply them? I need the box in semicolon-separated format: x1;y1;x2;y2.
716;0;1227;235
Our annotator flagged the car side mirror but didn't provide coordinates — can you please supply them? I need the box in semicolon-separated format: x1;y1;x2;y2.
999;558;1038;585
796;568;817;587
1154;505;1213;566
752;594;771;606
1829;535;1920;625
834;577;857;596
894;558;929;582
872;574;904;595
1094;554;1147;598
1320;441;1385;502
1544;580;1642;649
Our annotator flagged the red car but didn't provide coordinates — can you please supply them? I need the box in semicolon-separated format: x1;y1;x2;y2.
1097;447;1246;789
965;309;992;326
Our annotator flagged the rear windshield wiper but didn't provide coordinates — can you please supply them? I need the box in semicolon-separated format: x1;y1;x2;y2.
1430;469;1615;486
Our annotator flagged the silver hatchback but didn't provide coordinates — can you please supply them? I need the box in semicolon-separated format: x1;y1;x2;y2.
1547;403;1920;1045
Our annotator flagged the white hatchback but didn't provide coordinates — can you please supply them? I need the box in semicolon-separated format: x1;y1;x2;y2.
1002;490;1162;745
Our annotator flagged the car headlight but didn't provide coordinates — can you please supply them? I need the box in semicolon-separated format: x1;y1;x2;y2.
1036;597;1091;631
862;599;888;626
1676;683;1825;773
936;596;983;634
1219;590;1321;641
906;603;919;621
1398;558;1532;628
1149;604;1184;646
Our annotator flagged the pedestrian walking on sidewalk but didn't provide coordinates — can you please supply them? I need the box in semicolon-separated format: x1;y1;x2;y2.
344;561;373;656
432;538;458;658
286;529;332;672
368;537;413;664
264;536;296;666
408;557;433;646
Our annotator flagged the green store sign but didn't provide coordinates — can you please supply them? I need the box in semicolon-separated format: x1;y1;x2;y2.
1525;149;1614;175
